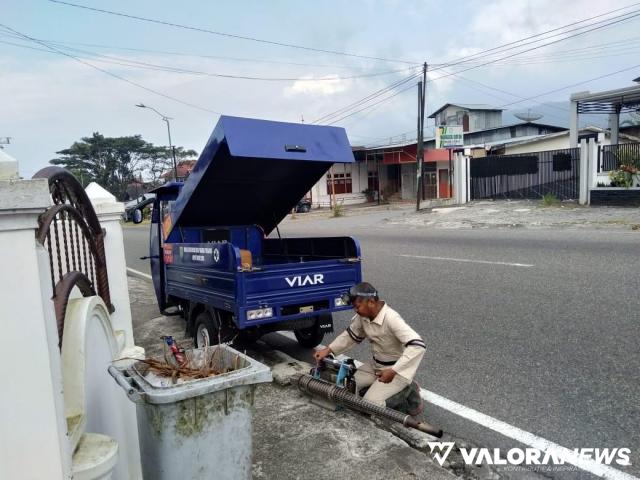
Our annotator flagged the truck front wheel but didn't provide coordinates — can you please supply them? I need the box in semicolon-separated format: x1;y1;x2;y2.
294;317;325;348
194;311;217;348
194;309;237;347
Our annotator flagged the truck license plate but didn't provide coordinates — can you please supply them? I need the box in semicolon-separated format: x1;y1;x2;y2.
299;305;314;313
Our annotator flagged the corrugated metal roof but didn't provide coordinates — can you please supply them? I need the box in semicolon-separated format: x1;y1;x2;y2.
428;103;503;118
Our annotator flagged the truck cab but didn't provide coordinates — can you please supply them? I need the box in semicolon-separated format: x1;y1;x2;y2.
145;116;362;348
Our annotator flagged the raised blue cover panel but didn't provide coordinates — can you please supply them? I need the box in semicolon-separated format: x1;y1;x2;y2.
166;116;354;237
222;116;354;162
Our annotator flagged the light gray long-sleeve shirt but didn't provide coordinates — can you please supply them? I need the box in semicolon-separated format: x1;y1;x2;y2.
328;303;426;382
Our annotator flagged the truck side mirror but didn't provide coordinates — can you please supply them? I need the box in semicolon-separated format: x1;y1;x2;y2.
132;208;144;224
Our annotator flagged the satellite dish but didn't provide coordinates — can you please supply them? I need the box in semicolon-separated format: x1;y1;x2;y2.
514;110;544;122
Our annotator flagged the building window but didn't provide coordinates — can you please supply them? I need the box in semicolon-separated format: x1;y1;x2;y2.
367;170;379;191
510;126;517;138
327;172;352;194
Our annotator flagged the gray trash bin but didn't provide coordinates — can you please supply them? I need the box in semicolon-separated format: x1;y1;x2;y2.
109;345;272;480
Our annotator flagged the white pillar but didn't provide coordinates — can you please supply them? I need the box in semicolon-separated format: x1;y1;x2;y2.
579;139;589;205
0;179;72;479
569;99;579;148
451;153;468;205
609;106;621;145
588;138;599;205
85;183;136;350
0;149;19;180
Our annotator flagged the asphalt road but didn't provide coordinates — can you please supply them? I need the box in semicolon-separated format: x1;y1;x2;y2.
123;211;640;479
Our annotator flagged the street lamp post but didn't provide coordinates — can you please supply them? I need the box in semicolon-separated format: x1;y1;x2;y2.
136;103;178;181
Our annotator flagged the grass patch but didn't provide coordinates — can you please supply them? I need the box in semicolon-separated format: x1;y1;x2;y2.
542;192;559;207
331;202;344;218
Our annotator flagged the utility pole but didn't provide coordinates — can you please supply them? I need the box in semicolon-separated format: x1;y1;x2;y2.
136;103;178;181
415;62;427;211
329;166;336;210
165;121;178;181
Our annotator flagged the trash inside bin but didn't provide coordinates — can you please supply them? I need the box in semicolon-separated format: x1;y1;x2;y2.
109;345;272;480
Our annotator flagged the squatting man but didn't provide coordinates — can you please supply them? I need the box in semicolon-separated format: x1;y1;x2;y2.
314;282;426;410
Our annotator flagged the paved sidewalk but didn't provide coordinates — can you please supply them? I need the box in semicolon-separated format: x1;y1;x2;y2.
128;275;456;480
385;200;640;230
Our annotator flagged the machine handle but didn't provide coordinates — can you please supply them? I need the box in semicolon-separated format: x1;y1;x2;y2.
285;144;307;153
108;366;145;403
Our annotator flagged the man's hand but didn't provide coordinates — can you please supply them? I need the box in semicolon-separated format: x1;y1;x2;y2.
376;368;397;383
313;346;332;364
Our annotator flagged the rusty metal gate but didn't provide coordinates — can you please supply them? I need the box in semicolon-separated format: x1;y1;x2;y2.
32;166;113;348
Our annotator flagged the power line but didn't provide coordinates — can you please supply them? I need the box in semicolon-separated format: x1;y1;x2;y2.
471;48;640;67
326;82;417;125
350;64;640;146
437;71;571;126
429;3;640;72
497;63;640;109
48;0;419;65
312;7;640;127
427;11;640;85
0;33;385;70
0;33;415;81
453;40;640;66
0;24;222;115
311;72;421;124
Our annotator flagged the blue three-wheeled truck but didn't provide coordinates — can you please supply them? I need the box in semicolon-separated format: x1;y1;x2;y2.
143;116;363;348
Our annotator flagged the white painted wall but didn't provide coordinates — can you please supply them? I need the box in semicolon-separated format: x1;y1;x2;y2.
84;183;144;479
86;183;135;349
505;131;634;155
311;163;368;207
504;135;569;155
0;179;72;480
63;296;143;480
0;177;145;480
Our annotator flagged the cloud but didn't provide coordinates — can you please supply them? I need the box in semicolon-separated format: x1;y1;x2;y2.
468;0;606;45
284;75;350;97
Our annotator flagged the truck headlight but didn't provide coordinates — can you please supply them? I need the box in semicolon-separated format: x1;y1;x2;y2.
334;296;349;307
247;308;273;320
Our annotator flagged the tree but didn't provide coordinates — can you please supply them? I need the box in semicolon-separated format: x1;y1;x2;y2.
145;146;197;186
51;133;197;200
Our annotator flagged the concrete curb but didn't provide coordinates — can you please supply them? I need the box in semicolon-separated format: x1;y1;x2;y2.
126;267;152;282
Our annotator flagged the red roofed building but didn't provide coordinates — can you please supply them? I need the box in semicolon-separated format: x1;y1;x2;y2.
162;160;197;181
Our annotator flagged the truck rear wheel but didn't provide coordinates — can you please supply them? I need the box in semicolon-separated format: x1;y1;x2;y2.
294;317;325;348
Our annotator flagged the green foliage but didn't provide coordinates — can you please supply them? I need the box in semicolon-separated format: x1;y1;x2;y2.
608;165;637;188
331;201;344;217
50;132;197;200
542;192;559;206
614;151;640;169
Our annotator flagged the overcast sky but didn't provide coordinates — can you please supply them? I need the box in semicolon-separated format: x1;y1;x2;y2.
2;0;640;177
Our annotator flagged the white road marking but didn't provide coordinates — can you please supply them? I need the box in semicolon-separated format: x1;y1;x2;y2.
398;254;534;268
421;389;638;480
279;333;637;480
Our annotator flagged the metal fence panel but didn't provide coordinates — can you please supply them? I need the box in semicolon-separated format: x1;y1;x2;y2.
598;143;640;172
470;148;580;200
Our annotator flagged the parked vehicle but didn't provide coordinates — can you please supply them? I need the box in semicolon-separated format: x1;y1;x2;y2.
295;198;312;213
139;116;362;348
124;194;155;222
